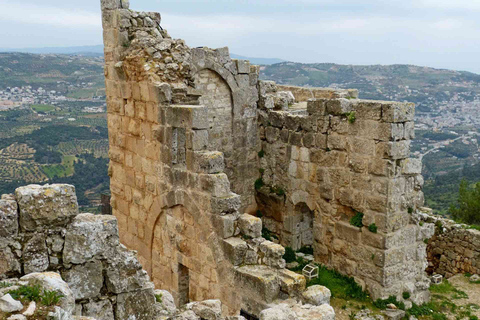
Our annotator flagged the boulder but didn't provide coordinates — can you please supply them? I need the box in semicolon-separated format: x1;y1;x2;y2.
154;289;177;316
23;234;49;274
187;300;222;320
259;304;296;320
238;214;262;238
0;293;23;313
15;184;78;231
302;285;331;306
115;289;155;320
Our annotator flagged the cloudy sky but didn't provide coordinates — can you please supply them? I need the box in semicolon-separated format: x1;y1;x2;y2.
1;0;479;73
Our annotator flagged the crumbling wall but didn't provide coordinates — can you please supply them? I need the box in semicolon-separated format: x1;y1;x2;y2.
100;0;328;316
0;184;156;320
257;81;434;303
417;209;480;278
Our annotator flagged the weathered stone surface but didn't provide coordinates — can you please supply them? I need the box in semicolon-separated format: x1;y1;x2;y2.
235;265;280;303
238;214;262;238
23;234;49;274
15;184;78;231
302;285;331;306
82;299;114;320
259;304;296;320
63;261;103;300
105;245;152;294
22;301;36;316
21;272;75;314
0;197;18;238
115;289;155;320
0;294;23;313
153;289;177;316
187;300;222;320
63;214;119;264
223;237;247;266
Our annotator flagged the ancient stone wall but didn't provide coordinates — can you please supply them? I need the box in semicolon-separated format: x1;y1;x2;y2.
100;0;435;312
100;1;334;316
256;81;434;303
418;209;480;278
0;184;157;320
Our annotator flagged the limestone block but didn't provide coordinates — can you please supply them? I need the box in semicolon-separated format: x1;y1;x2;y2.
82;300;114;320
238;214;262;238
187;130;208;151
0;294;23;313
192;151;225;174
115;289;155;320
382;102;415;123
172;310;200;320
0;245;21;276
63;214;119;264
23;234;49;274
223;237;247;266
105;245;151;294
302;285;331;305
274;91;295;110
307;99;327;115
259;304;296;320
326;99;352;115
0;196;18;237
63;261;103;300
258;81;277;96
235;265;280;303
400;158;422;175
278;269;306;296
187;300;222;320
167;105;208;129
259;240;285;268
153;289;177;316
236;60;250;74
21;272;75;314
335;221;361;242
101;0;121;11
15;184;78;231
379;141;411;160
199;173;231;197
210;193;241;215
212;214;236;238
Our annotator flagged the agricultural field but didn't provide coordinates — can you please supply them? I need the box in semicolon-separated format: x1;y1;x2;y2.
31;104;56;113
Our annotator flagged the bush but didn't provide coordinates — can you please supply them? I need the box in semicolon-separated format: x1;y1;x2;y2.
368;223;378;233
450;180;480;225
9;285;41;302
283;247;296;263
40;290;64;306
254;178;264;190
258;150;265;158
350;212;364;228
402;291;411;300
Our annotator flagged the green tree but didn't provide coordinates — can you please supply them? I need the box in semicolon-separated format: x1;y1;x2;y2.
449;179;480;225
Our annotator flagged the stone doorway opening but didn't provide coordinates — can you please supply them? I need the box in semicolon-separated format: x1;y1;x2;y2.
241;309;259;320
178;263;190;306
290;202;314;251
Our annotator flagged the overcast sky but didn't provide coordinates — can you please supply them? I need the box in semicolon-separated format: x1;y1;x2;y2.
1;0;479;73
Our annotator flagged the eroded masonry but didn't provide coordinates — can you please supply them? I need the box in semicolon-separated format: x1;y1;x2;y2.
101;0;434;316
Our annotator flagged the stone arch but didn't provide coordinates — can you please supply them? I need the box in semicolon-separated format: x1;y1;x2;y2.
194;69;234;158
148;190;223;305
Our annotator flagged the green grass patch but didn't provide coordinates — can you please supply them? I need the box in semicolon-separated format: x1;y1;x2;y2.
9;284;42;302
307;265;369;301
373;296;405;310
254;178;264;190
41;290;64;306
43;155;76;178
31;104;55;113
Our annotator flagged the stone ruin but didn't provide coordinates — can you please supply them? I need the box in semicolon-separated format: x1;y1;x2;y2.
101;0;436;317
0;184;334;320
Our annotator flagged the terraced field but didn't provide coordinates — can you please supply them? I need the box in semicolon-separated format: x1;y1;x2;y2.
57;140;109;158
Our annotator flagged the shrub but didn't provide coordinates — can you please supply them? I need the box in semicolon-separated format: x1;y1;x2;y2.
350;212;364;228
347;112;356;124
368;223;378;233
155;293;162;303
40;290;64;306
408;207;414;214
283;247;296;263
258;150;265;158
402;291;411;300
254;178;264;190
256;210;263;218
9;285;42;302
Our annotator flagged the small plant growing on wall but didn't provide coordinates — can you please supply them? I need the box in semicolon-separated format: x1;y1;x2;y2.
283;247;296;263
368;223;378;233
254;178;264;190
350;211;364;228
343;111;356;123
258;150;265;158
